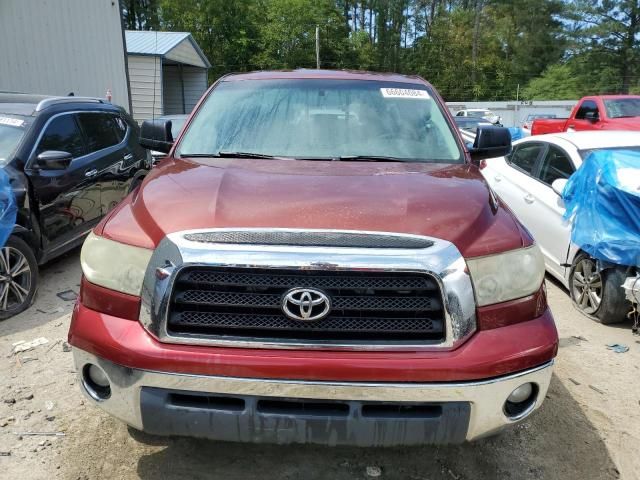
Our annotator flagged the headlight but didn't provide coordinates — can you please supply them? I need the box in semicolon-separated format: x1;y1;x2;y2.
80;232;153;296
466;245;544;306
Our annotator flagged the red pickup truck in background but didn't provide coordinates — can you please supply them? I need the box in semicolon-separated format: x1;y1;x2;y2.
531;95;640;135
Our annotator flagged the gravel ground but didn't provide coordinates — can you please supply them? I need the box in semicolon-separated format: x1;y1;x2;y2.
0;249;639;480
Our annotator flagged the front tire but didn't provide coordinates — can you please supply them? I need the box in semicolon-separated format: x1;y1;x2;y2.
0;236;38;320
569;253;628;324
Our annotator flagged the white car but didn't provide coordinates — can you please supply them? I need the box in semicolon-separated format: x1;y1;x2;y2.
455;108;501;125
482;130;640;323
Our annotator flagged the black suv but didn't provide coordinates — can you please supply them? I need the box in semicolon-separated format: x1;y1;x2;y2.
0;94;150;319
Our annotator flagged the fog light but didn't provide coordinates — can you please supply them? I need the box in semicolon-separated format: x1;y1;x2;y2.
504;382;537;420
507;383;533;404
82;364;111;400
88;365;110;387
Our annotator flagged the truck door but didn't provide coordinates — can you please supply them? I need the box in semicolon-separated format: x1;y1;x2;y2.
567;100;600;131
26;113;102;253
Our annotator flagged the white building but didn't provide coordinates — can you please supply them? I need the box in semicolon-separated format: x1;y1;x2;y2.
0;0;130;110
125;30;211;122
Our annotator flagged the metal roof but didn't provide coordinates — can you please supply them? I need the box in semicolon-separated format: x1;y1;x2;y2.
125;30;211;68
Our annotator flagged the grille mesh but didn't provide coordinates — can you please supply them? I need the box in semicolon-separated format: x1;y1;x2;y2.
183;231;434;249
171;312;439;334
184;270;437;291
177;290;440;311
167;267;446;343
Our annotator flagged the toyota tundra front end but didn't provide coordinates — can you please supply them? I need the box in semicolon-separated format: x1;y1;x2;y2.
68;70;558;446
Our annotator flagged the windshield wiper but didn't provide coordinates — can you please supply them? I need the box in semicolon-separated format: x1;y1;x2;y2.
181;153;408;162
181;151;277;159
334;155;406;162
218;151;277;159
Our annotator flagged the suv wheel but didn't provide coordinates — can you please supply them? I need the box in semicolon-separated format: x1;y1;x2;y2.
569;253;628;324
0;236;38;320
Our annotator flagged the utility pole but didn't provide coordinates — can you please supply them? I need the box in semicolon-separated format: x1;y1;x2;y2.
515;83;520;124
315;25;320;69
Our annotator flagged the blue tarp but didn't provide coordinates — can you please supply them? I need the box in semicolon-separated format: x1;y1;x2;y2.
508;127;525;141
0;169;16;248
562;149;640;267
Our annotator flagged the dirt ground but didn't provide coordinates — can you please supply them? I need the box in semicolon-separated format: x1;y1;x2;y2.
0;249;639;480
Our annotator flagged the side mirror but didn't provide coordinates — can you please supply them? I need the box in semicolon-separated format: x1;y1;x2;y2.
551;178;568;196
139;119;173;153
585;111;599;123
36;150;72;170
469;126;512;162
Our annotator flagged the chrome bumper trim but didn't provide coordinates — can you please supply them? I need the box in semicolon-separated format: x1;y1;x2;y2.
139;228;477;350
73;348;554;441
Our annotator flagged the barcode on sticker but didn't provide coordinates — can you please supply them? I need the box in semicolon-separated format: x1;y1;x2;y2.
380;88;430;99
0;117;24;127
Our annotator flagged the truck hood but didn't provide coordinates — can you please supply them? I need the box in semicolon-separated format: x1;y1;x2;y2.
103;157;527;258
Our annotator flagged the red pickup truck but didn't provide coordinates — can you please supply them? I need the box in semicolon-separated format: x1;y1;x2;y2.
68;70;557;446
531;95;640;135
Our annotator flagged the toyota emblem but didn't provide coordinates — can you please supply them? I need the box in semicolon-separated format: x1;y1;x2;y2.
281;288;331;322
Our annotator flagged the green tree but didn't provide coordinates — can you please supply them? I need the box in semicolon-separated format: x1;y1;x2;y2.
160;0;259;78
347;30;377;69
122;0;631;101
567;0;640;94
122;0;160;30
522;64;584;99
252;0;349;69
489;0;567;97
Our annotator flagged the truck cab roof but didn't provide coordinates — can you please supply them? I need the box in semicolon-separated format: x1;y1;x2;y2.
219;68;428;85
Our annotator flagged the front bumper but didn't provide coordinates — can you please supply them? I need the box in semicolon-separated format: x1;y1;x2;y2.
73;347;553;445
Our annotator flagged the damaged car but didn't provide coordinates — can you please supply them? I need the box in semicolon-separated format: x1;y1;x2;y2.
482;130;640;324
0;93;150;319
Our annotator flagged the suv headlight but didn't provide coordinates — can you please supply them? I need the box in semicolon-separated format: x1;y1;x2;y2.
80;232;153;296
466;245;544;306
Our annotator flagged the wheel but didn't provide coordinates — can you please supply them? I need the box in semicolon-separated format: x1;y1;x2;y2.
0;236;38;320
569;253;628;324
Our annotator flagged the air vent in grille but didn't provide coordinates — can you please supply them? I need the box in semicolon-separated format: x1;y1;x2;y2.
167;268;446;344
183;231;434;249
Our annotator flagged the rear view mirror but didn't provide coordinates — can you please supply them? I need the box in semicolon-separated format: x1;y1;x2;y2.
37;150;72;170
551;178;568;196
140;119;173;153
469;126;512;162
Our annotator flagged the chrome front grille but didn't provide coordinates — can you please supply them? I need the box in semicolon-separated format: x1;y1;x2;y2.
139;228;477;350
167;267;445;342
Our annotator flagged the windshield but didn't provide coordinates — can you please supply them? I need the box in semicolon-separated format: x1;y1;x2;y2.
0;115;28;165
177;79;462;163
604;98;640;119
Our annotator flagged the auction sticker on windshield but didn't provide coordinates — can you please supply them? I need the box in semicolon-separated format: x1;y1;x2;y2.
0;117;24;128
380;88;430;100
